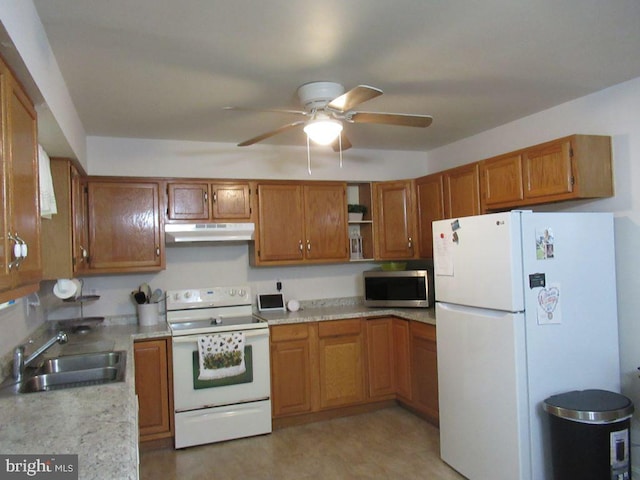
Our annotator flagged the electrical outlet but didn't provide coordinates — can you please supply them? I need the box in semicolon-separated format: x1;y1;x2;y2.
276;281;282;292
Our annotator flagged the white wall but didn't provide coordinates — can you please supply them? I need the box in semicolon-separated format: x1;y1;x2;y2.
86;136;428;181
426;76;640;472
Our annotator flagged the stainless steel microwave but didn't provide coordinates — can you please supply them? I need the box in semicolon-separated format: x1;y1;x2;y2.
364;269;434;308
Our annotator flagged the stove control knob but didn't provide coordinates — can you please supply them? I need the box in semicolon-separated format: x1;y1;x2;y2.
173;293;181;301
184;291;192;299
214;318;222;325
238;289;246;297
229;289;237;296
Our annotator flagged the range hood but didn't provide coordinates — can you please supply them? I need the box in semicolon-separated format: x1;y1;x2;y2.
165;223;255;243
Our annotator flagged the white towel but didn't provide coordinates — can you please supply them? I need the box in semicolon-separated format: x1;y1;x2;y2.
38;144;58;219
197;332;246;380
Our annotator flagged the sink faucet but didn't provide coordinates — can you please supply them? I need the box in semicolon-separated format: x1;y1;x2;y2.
13;331;68;381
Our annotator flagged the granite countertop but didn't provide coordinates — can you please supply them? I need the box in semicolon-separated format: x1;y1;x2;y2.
0;321;170;480
255;304;436;326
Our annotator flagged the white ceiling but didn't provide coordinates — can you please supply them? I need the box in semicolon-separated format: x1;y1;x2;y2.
32;0;640;152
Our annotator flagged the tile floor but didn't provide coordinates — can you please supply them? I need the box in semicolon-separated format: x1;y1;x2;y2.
140;406;465;479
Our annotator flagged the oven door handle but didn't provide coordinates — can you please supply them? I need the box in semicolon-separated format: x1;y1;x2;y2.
172;330;269;343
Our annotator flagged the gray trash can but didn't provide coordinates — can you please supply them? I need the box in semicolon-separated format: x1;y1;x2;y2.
543;389;634;480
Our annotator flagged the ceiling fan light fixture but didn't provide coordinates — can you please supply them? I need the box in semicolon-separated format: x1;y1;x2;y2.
304;118;343;145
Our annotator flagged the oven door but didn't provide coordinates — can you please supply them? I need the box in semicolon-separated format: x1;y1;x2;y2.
172;328;270;412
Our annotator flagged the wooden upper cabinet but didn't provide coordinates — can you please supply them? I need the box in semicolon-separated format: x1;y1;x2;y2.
480;135;613;211
373;180;417;260
303;184;348;261
255;182;348;265
256;183;305;262
415;173;447;258
86;179;164;272
524;140;573;199
166;181;252;221
443;163;481;219
480;153;524;210
0;56;41;300
167;182;209;220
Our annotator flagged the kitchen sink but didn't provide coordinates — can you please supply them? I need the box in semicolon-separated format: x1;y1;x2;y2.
0;350;127;396
39;351;124;374
19;366;124;393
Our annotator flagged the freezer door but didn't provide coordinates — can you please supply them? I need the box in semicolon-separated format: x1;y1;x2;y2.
432;211;524;311
437;302;531;480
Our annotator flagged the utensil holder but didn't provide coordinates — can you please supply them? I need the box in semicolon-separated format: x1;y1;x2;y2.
137;303;159;326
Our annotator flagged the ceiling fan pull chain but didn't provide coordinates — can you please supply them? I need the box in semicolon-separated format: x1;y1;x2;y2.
307;135;312;175
339;134;343;168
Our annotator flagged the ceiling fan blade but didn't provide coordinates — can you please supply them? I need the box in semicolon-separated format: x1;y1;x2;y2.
328;85;383;112
331;133;352;152
224;106;307;116
349;112;433;128
237;121;305;146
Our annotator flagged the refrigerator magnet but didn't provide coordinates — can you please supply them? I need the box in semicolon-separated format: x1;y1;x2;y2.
536;283;561;325
535;228;555;260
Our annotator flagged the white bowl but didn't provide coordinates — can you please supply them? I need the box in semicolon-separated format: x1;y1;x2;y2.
53;279;77;299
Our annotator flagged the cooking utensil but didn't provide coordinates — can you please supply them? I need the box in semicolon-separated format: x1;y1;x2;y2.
139;283;151;302
133;291;147;305
149;288;163;303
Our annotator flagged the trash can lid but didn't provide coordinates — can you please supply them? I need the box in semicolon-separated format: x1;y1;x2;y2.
543;389;634;424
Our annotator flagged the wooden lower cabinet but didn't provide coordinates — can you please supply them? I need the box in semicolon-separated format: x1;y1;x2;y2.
366;317;396;399
134;338;174;442
270;317;437;426
270;323;315;417
318;319;366;408
393;318;412;401
409;322;439;424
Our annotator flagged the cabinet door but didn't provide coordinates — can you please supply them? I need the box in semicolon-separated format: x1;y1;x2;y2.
444;163;481;218
256;184;305;262
481;153;524;209
0;61;11;290
211;183;251;220
270;325;314;417
523;139;573;199
167;182;209;220
135;338;173;441
71;168;89;273
373;180;416;260
303;184;348;261
5;70;41;287
366;318;395;399
415;174;446;258
411;322;438;423
318;319;365;409
393;319;412;401
87;180;163;271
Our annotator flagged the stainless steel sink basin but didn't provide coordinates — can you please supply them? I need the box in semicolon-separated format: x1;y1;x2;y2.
20;366;125;393
0;350;127;395
39;351;124;374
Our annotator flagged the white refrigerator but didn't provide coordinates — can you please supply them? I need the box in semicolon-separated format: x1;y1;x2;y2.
432;211;621;480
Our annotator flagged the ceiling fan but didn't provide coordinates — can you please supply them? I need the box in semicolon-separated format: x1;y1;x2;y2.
225;81;433;151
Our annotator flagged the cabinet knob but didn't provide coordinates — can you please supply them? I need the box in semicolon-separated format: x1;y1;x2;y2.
306;240;311;251
212;192;217;203
408;237;413;248
204;191;208;202
298;240;303;252
156;246;160;256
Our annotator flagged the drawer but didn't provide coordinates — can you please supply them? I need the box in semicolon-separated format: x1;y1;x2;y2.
318;319;361;338
270;323;309;342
